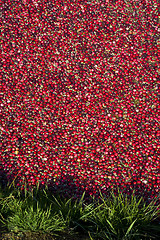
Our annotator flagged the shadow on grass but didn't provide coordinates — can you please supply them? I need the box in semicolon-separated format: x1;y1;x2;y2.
0;166;160;210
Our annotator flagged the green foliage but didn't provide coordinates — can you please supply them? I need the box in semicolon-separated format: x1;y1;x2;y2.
84;188;160;240
6;202;65;234
44;190;97;234
0;182;160;240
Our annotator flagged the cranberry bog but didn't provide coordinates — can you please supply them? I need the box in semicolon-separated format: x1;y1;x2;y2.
0;0;159;206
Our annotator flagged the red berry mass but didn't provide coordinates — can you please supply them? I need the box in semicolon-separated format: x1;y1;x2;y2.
0;0;159;204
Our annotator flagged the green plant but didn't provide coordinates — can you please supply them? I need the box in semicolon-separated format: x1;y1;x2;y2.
0;192;25;230
43;190;97;235
85;188;160;240
0;181;160;240
0;184;66;236
6;202;66;235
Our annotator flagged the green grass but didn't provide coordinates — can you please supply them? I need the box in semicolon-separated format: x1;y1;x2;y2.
0;181;160;240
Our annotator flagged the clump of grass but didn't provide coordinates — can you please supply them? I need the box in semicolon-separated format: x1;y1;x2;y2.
85;188;160;240
0;181;160;240
7;203;65;234
0;184;64;237
43;190;98;235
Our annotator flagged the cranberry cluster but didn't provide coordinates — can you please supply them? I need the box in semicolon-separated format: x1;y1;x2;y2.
0;0;159;204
